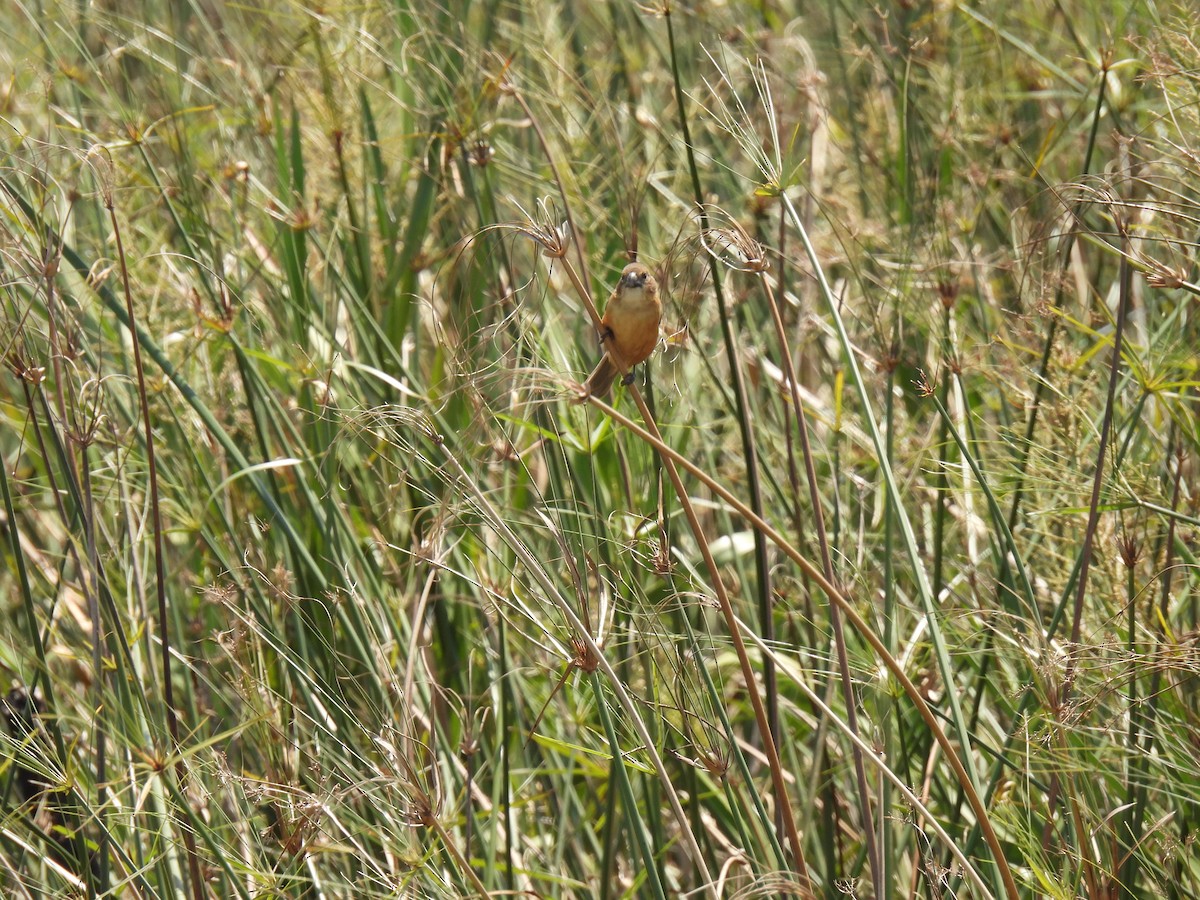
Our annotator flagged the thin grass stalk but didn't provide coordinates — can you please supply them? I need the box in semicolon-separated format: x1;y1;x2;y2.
591;671;668;900
665;13;780;772
1064;245;1134;690
313;31;371;306
495;617;517;894
15;385;84;690
599;748;620;900
776;192;1009;897
106;195;205;900
806;680;840;890
823;0;871;219
881;346;900;900
1036;394;1152;645
425;814;490;899
960;386;1157;874
37;214;73;443
636;640;668;885
896;58;914;227
507;90;592;299
588;393;1019;900
928;368;1043;881
25;384;156;749
923;377;1040;631
1122;439;1184;897
956;6;1086;90
126;142;220;312
763;214;806;557
427;428;718;897
275;103;312;336
675;602;789;869
1117;521;1140;895
931;304;953;608
155;755;251;900
78;448;107;894
0;460;95;889
1041;240;1134;896
944;343;1022;852
741;621;997;900
593;377;815;895
1006;65;1109;535
757;266;881;893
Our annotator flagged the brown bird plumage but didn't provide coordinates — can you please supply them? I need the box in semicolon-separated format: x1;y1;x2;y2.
582;262;662;397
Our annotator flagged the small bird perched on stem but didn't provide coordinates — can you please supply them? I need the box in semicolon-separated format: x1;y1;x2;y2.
581;262;662;397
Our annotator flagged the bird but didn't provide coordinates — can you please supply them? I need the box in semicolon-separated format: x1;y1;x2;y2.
582;262;662;397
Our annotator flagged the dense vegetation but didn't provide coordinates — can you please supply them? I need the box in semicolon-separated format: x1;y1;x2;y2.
2;2;1198;897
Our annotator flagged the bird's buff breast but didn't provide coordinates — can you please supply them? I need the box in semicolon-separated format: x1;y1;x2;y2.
606;287;661;365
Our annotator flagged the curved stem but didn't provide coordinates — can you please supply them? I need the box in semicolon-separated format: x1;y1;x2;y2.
587;393;1019;900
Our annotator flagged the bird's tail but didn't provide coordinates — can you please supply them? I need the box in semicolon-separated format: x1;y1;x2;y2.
582;354;618;397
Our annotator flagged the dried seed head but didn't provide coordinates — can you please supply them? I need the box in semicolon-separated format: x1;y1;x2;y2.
697;206;770;274
85;144;115;209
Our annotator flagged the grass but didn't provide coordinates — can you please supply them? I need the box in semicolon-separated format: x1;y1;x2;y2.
2;1;1199;897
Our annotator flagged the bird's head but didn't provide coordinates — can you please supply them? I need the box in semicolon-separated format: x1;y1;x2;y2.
620;263;655;292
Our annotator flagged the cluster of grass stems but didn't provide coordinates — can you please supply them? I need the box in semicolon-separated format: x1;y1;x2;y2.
2;1;1199;897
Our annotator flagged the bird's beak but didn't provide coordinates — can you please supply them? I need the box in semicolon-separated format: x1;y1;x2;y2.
623;271;646;288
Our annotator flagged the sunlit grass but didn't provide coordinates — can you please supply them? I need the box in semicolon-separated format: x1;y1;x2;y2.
2;2;1199;898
